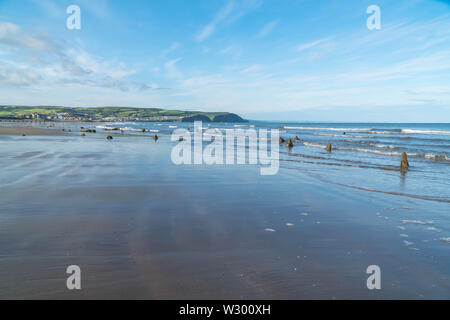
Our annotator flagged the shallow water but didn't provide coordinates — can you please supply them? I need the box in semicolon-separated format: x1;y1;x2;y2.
0;122;449;299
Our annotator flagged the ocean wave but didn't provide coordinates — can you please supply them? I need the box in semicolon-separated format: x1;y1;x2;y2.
373;144;398;150
368;131;395;135
96;125;156;133
425;153;450;161
285;126;450;136
402;220;434;225
402;129;450;135
303;142;412;157
284;126;371;132
303;142;327;149
303;141;450;162
315;133;375;139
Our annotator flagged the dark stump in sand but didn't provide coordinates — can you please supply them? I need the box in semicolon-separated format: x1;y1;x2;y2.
82;129;96;133
294;136;300;142
401;152;409;170
112;128;120;131
286;139;294;148
106;136;113;140
81;133;86;137
22;134;26;136
141;128;146;133
179;138;185;142
326;144;332;152
279;137;285;144
154;135;159;141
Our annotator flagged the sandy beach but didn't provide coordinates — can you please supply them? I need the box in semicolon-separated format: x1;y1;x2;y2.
0;126;68;136
0;121;449;299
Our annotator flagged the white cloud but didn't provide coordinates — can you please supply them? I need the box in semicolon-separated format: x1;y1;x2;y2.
196;0;262;42
296;38;331;52
164;58;182;79
257;20;278;38
0;22;137;90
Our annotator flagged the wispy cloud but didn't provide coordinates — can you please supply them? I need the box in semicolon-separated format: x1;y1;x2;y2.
161;42;181;57
196;0;263;42
257;20;278;38
296;38;331;52
164;58;183;79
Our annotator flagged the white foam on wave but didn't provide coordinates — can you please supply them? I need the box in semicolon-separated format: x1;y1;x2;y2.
374;144;397;149
401;220;434;225
122;127;142;132
264;228;276;232
440;238;450;243
303;142;415;157
284;126;371;132
303;142;327;149
402;129;450;135
425;153;450;161
315;133;373;139
403;240;414;246
95;125;112;130
338;147;408;157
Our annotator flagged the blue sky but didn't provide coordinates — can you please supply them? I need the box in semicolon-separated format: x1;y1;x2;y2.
0;0;449;122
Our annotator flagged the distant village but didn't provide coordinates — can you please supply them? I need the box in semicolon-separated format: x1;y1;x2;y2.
9;112;184;122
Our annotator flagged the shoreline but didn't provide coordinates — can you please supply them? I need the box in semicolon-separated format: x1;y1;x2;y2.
0;126;68;136
0;122;448;299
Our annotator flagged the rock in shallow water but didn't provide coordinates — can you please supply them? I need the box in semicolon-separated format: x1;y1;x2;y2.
286;139;294;148
401;152;409;169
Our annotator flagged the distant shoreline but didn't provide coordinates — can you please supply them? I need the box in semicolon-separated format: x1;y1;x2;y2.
0;106;248;123
0;126;68;136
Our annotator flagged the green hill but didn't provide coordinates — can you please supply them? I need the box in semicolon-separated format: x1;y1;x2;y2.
0;106;248;123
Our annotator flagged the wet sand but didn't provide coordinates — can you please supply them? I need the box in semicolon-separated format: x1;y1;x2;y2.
0;126;67;136
0;126;449;299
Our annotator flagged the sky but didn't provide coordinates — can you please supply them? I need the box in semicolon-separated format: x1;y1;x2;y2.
0;0;449;122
